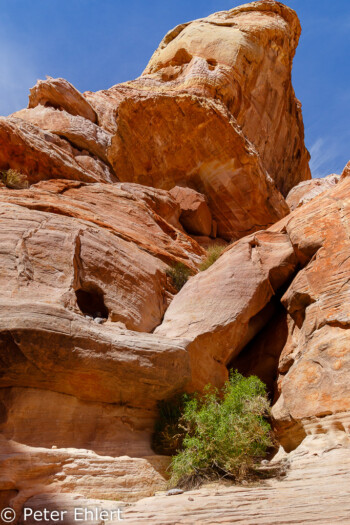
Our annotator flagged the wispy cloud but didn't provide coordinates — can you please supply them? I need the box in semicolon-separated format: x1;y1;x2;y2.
309;138;342;178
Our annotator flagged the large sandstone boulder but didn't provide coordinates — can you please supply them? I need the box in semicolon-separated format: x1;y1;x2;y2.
286;173;339;210
0;1;328;518
0;117;116;184
13;106;112;163
141;0;311;196
155;164;350;454
107;94;289;240
84;1;311;240
0;179;203;506
156;229;298;389
28;77;97;123
169;186;213;237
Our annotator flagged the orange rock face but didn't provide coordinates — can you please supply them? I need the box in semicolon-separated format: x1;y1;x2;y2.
83;1;312;240
169;186;213;236
155;165;350;453
107;94;289;240
28;77;97;123
270;174;350;449
286;173;339;210
0;179;203;503
141;0;310;196
0;117;116;184
0;0;326;517
13;106;112;163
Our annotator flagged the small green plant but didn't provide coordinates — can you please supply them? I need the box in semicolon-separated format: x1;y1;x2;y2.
166;262;191;291
168;372;273;488
0;169;29;189
199;244;225;271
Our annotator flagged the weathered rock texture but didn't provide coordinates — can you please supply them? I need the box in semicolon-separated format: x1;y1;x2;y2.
169;186;213;236
83;0;312;240
141;0;311;196
4;2;347;523
28;77;97;123
0;117;115;184
13;106;112;163
107;94;289;240
156;229;298;389
0;179;204;506
156;170;350;454
120;446;350;524
286;173;339;210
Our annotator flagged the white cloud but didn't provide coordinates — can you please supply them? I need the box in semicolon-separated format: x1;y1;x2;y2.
309;137;343;178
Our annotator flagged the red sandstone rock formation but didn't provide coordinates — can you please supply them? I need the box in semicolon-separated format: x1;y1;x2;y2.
157;166;350;455
4;2;348;522
286;173;339;210
83;0;311;240
169;186;213;236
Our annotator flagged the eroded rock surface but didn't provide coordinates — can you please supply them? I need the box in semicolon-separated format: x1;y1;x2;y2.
28;77;97;123
3;2;347;522
83;0;312;240
141;0;311;196
120;446;350;524
286;173;339;210
169;186;213;236
0;117;115;184
0;179;203;505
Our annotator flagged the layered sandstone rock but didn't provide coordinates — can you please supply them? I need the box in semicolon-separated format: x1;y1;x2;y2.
155;165;350;453
0;1;334;520
120;446;350;524
270;174;350;450
141;0;311;196
169;186;213;236
156;229;298;389
13;106;112;163
286;173;339;210
28;77;97;123
107;94;289;240
0;117;116;184
0;437;170;515
0;179;204;506
83;1;312;240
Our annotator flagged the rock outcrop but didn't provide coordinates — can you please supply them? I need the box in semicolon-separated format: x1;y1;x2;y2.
0;179;203;505
120;446;350;524
169;186;213;236
156;167;350;454
286;173;339;210
106;94;289;240
83;0;311;240
140;0;311;196
5;1;349;522
28;77;97;123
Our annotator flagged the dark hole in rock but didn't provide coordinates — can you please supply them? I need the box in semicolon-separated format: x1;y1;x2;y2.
75;286;108;319
206;58;217;70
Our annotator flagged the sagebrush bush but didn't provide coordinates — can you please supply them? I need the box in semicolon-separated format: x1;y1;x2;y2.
0;169;29;189
168;372;273;488
166;262;191;291
199;244;225;271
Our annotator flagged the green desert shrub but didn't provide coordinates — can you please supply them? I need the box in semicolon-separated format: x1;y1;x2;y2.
0;169;29;189
166;262;191;291
199;244;225;271
168;372;273;488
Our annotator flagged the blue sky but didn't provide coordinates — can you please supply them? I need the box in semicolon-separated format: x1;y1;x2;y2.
0;0;349;178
